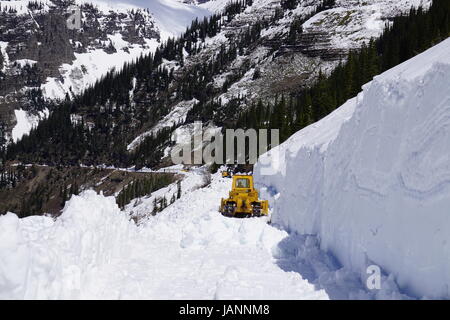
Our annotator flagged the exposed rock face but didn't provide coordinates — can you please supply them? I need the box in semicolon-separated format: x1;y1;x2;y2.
187;0;432;106
0;0;160;144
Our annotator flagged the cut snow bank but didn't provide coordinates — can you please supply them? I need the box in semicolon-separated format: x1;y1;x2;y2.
254;37;450;299
0;191;135;299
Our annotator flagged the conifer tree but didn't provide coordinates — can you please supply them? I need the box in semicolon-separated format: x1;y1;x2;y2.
177;180;182;199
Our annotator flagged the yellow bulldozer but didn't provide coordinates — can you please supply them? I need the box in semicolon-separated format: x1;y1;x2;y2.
219;175;269;217
221;168;232;178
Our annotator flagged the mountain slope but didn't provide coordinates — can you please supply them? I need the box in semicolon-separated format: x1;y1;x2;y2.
254;37;450;299
2;0;430;165
0;0;209;143
145;0;211;37
125;0;433;155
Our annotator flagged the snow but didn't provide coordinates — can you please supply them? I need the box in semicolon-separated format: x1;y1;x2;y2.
303;0;431;49
197;0;231;13
11;108;48;143
0;171;328;299
254;37;450;299
41;38;159;100
0;0;209;101
34;0;210;100
126;0;211;38
0;0;52;15
127;99;198;151
0;0;210;37
13;59;37;68
11;110;31;143
76;0;139;12
301;0;432;50
74;0;211;38
0;41;9;73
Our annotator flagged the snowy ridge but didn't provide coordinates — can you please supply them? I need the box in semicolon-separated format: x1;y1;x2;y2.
301;0;432;50
254;37;450;299
0;190;135;299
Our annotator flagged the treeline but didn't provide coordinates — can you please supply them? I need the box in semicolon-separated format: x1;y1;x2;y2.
232;0;450;145
116;173;175;209
181;18;268;105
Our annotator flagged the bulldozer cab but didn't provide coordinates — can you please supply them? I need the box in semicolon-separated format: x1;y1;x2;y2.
222;167;233;178
234;176;251;189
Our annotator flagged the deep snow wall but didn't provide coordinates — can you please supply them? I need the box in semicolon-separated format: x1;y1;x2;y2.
254;37;450;299
0;191;135;299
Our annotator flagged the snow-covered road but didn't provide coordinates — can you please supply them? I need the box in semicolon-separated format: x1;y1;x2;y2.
0;170;328;299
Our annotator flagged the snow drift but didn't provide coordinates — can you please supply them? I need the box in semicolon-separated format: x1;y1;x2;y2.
0;173;327;299
0;191;135;299
254;37;450;299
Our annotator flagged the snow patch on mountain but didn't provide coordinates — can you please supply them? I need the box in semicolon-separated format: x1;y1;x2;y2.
127;99;198;151
254;37;450;299
41;38;160;100
11;109;48;143
302;0;432;50
196;0;231;13
11;110;33;143
127;0;211;38
36;0;209;99
13;59;37;68
0;0;52;14
0;41;9;73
